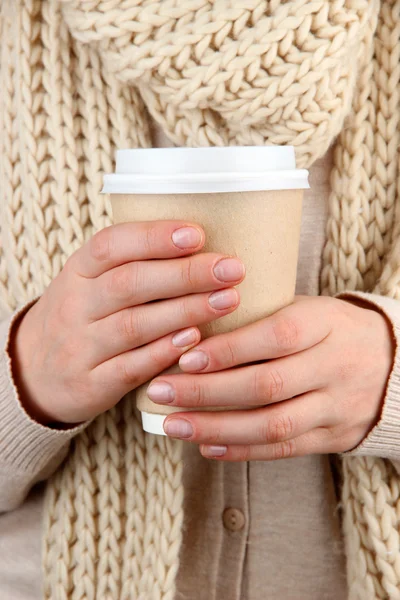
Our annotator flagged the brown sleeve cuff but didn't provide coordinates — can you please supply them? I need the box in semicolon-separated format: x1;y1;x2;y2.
336;292;400;460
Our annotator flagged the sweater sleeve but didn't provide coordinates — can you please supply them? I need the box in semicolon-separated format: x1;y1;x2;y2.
0;302;89;512
336;292;400;465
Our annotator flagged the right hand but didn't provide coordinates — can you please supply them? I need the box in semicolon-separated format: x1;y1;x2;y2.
10;221;245;426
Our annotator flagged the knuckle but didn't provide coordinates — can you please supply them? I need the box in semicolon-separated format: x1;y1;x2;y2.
271;315;299;353
129;307;149;346
261;413;294;444
90;227;114;263
179;297;199;324
181;257;199;291
107;265;137;300
254;365;285;403
63;253;77;275
146;343;169;373
271;438;296;461
143;223;159;254
203;424;224;445
116;309;137;343
222;337;237;367
115;356;141;389
186;378;206;408
57;349;93;397
209;338;235;371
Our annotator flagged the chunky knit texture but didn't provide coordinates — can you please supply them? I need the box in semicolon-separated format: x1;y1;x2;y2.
1;0;400;598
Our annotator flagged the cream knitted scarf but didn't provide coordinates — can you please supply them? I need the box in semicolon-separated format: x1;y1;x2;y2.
1;1;400;598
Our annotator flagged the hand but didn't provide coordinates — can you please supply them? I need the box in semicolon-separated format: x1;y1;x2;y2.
10;221;245;425
147;296;395;461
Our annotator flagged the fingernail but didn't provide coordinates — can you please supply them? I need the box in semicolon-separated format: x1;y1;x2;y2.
208;288;239;310
172;227;202;249
179;350;209;371
164;419;193;438
147;382;175;403
213;258;245;282
172;328;199;348
202;445;227;457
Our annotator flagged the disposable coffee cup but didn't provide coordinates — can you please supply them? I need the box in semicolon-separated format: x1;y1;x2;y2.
102;146;309;435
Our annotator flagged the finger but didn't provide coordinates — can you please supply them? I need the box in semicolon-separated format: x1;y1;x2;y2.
178;296;334;373
148;345;327;409
90;252;245;320
198;429;329;462
162;391;330;445
89;288;240;366
92;327;202;407
69;221;205;278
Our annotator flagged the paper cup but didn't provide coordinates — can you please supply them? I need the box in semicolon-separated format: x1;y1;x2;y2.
102;146;309;435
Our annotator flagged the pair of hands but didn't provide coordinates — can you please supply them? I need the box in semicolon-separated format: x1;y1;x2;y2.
11;220;394;461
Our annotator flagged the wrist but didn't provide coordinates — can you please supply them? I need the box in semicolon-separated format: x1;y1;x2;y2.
8;303;55;427
336;292;397;452
338;293;396;357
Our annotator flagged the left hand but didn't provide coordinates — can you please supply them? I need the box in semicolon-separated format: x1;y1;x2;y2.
147;296;395;461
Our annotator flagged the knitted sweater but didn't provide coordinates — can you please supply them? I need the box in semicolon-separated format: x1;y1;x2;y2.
1;1;400;599
0;149;353;600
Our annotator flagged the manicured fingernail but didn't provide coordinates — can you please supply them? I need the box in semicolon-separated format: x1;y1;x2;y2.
208;288;239;310
172;227;202;249
147;382;175;403
213;258;245;282
172;328;199;348
179;350;209;371
202;446;227;457
164;419;193;438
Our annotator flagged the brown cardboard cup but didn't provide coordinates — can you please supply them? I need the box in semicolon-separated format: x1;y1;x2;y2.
102;147;309;435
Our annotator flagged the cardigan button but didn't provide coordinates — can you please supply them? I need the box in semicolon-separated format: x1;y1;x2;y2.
222;507;245;532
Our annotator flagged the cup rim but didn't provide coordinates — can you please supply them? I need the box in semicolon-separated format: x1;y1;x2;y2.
102;145;309;194
102;170;309;194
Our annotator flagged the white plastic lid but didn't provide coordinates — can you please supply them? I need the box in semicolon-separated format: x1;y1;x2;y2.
141;411;167;436
102;146;309;194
